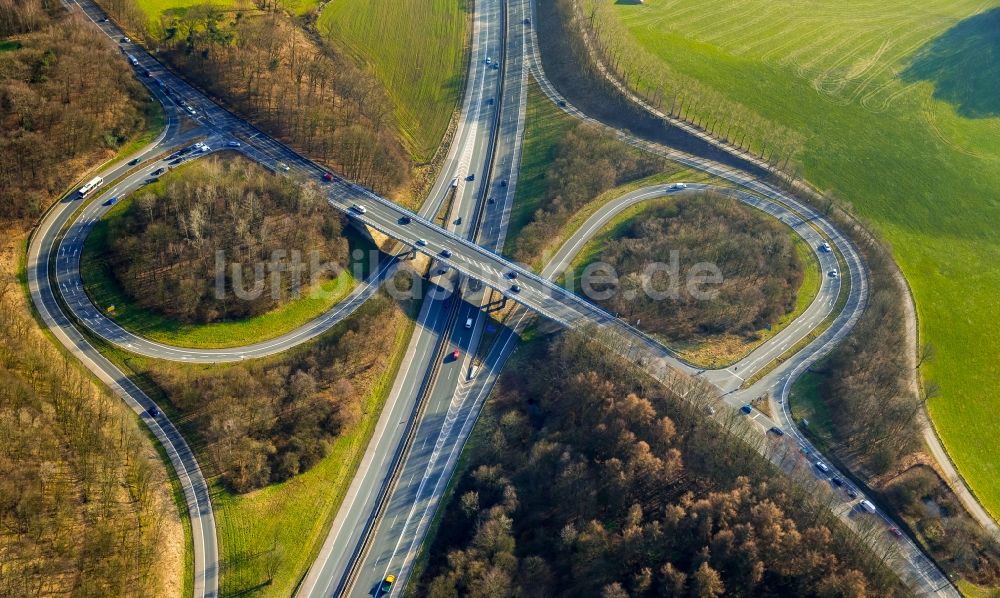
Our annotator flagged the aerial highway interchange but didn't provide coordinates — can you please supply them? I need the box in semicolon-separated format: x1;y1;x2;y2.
25;0;960;595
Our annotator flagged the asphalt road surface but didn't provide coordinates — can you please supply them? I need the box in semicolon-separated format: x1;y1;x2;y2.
28;0;960;595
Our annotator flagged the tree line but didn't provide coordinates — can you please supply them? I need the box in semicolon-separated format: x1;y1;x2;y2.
142;292;405;493
0;2;154;221
511;123;667;265
104;156;349;323
417;333;905;597
591;192;803;342
98;0;410;194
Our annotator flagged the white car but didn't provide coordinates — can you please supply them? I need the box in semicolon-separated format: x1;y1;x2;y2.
277;162;290;172
828;269;839;278
416;238;428;247
819;242;832;253
668;182;688;191
815;462;831;474
351;204;367;214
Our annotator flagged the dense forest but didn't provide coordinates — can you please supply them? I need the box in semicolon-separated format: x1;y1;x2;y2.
0;2;180;594
587;193;803;342
511;124;666;265
99;0;410;194
419;333;903;597
139;291;407;493
0;0;154;221
104;156;349;323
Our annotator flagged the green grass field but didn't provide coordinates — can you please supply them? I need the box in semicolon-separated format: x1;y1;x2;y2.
602;0;1000;518
317;0;468;162
80;193;373;349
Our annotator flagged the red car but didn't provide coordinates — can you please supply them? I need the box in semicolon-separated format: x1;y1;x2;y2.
888;527;903;538
322;172;334;182
450;349;460;361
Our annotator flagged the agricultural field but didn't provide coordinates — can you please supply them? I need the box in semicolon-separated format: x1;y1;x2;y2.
598;0;1000;515
318;0;468;161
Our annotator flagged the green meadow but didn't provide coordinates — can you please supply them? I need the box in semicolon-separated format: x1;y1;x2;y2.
318;0;468;161
601;0;1000;516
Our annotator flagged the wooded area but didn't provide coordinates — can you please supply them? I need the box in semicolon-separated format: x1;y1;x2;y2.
0;3;181;595
588;193;802;342
0;0;154;221
510;124;665;264
100;0;410;194
103;155;349;324
139;292;407;493
418;333;904;597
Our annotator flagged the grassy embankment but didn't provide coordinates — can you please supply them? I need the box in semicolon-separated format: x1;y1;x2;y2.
318;0;467;161
606;0;1000;517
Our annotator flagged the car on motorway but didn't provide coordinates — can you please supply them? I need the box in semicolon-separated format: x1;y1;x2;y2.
830;477;844;487
416;238;427;247
465;317;473;329
186;106;197;116
226;140;241;148
440;249;452;258
486;97;495;105
506;270;518;279
523;18;531;25
322;172;334;182
557;100;567;107
740;404;753;414
466;173;475;181
492;62;500;70
450;177;458;188
450;349;460;361
828;269;839;278
151;167;165;176
120;36;130;43
398;215;411;225
669;182;688;191
128;158;140;166
815;461;831;474
101;16;109;22
859;499;877;514
819;242;832;252
499;179;508;187
888;527;903;538
510;283;521;293
846;488;858;499
351;204;367;215
142;69;151;77
378;574;395;595
485;56;492;64
488;196;496;204
147;405;159;417
103;196;118;207
277;162;290;172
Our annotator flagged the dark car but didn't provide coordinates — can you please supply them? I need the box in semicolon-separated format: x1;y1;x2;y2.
830;477;845;487
440;249;453;258
128;158;140;166
398;216;411;225
768;426;784;436
487;197;496;204
523;18;531;25
506;271;518;280
557;100;567;107
466;173;475;181
102;196;118;207
510;283;521;293
143;69;152;77
846;488;858;499
740;404;753;414
322;172;334;182
151;167;165;176
147;406;159;417
486;97;495;105
888;527;903;538
499;179;508;187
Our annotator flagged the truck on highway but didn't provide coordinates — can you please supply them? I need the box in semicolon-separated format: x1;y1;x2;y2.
77;176;103;197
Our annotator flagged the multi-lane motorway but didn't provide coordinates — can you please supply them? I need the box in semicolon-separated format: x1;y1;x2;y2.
27;0;960;595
